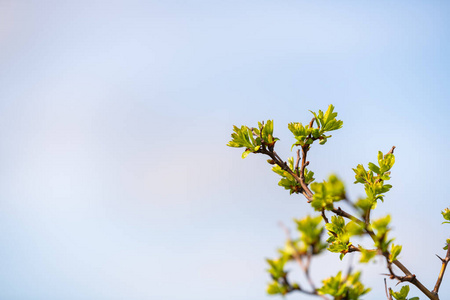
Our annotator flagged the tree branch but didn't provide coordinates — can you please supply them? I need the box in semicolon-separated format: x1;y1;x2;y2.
330;206;437;299
259;148;313;201
432;241;450;295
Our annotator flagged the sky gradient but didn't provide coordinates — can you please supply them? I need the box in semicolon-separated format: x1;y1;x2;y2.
0;1;449;299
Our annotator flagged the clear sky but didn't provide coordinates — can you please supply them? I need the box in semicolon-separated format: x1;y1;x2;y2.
0;1;449;299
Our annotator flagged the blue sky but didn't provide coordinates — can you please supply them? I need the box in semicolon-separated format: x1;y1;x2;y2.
0;1;449;299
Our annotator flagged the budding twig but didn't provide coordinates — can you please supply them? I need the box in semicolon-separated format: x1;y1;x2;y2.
278;223;329;300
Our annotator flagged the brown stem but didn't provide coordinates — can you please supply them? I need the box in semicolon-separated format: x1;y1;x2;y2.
331;206;437;299
385;279;393;300
386;146;396;156
331;207;366;227
432;242;450;295
260;148;313;200
295;149;301;176
321;209;329;224
300;145;314;197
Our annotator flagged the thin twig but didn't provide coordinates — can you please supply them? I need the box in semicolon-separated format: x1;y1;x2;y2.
309;117;316;128
279;222;305;271
386;146;396;156
260;148;313;201
330;206;438;299
432;241;450;295
385;279;393;300
295;149;301;176
321;209;329;224
278;223;329;300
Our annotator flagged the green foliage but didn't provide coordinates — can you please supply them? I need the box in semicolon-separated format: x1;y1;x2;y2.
318;271;371;300
325;216;363;260
272;157;315;194
353;151;395;212
444;238;450;251
390;285;419;300
310;174;345;211
310;105;344;136
442;208;450;250
359;248;377;263
228;104;448;300
266;281;284;295
390;244;402;263
266;256;288;280
289;104;343;149
442;208;450;224
266;215;328;296
325;216;348;255
288;122;311;148
227;125;260;158
294;215;326;253
227;120;279;158
371;215;394;252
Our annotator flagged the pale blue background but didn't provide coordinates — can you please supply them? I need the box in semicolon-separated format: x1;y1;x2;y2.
0;1;449;299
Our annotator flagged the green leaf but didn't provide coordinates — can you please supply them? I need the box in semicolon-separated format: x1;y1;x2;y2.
318;270;370;299
390;285;411;300
353;164;368;184
356;197;372;212
442;208;450;224
267;281;283;295
259;120;279;146
372;215;393;251
295;215;324;245
328;241;349;253
359;248;377;263
304;168;315;185
272;158;303;194
227;125;262;158
266;256;288;280
444;238;450;250
368;162;380;174
242;149;252;159
310;175;346;211
390;244;402;263
372;215;391;233
288;122;309;148
353;150;395;211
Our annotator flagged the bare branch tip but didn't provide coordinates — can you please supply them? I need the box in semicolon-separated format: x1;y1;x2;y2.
387;146;396;155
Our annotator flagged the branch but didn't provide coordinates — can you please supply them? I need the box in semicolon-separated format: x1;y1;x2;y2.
279;223;329;299
330;206;438;299
386;146;396;156
432;241;450;295
259;148;313;201
385;279;393;300
295;149;301;176
331;207;366;227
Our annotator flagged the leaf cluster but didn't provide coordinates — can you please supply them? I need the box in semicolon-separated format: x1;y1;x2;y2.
317;271;371;300
266;215;327;295
227;120;278;158
228;105;449;300
371;215;395;252
310;175;346;211
325;216;362;260
442;208;450;224
353;151;395;213
272;157;314;194
390;285;419;300
289;104;343;148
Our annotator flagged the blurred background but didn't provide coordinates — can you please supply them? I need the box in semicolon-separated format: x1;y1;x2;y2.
0;0;449;299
